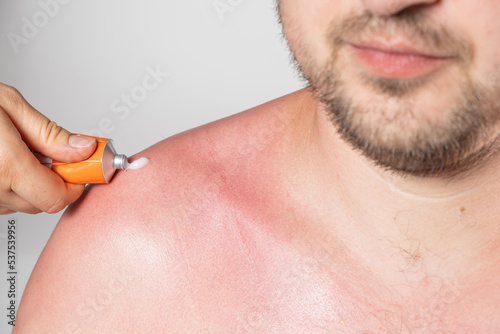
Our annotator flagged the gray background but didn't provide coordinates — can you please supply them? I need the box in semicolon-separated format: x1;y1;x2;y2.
0;0;302;332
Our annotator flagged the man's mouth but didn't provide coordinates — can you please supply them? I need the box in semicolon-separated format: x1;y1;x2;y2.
347;39;455;80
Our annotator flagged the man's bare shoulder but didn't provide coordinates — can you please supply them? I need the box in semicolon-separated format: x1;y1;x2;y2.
75;87;300;228
15;89;313;333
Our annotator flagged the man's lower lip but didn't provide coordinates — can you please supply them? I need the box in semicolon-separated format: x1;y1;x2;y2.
348;44;450;79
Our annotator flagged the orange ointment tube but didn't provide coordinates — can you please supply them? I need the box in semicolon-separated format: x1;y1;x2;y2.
42;135;128;184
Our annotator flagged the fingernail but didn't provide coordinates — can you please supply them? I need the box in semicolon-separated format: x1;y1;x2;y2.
69;134;95;148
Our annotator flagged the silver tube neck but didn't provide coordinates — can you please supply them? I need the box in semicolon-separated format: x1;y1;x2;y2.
113;154;128;170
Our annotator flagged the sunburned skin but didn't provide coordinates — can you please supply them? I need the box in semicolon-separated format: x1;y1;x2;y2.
13;89;500;333
13;0;500;331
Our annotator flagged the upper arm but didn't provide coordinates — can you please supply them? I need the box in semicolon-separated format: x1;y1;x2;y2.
14;114;259;333
14;144;197;333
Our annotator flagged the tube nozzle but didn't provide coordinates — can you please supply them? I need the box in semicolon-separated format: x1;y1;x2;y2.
113;154;128;170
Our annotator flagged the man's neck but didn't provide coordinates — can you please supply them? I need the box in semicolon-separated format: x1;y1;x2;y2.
285;89;500;286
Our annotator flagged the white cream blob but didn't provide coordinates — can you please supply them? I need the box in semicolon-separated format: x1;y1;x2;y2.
124;157;150;171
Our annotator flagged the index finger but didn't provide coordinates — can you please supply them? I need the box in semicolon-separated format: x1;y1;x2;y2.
11;145;85;213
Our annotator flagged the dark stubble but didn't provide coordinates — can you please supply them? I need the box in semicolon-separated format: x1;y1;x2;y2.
284;10;500;177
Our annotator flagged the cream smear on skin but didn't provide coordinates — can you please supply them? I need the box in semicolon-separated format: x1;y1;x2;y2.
124;157;150;170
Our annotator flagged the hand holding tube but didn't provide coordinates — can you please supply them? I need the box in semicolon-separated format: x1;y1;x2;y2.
0;83;97;214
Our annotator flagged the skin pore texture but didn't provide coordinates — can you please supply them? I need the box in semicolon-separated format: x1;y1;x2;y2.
15;0;500;333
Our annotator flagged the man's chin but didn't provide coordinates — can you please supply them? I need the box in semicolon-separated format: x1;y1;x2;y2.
321;88;497;178
347;131;499;178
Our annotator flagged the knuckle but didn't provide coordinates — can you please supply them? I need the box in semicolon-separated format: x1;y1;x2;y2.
24;206;42;214
39;120;65;146
0;84;23;107
0;84;22;99
0;159;14;186
44;196;68;214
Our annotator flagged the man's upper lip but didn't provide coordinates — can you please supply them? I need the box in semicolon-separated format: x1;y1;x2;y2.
348;38;454;59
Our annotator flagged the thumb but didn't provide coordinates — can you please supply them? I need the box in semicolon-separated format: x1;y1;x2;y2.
31;127;97;163
0;84;96;162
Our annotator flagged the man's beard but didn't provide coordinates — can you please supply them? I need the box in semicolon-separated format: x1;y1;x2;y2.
284;10;500;177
